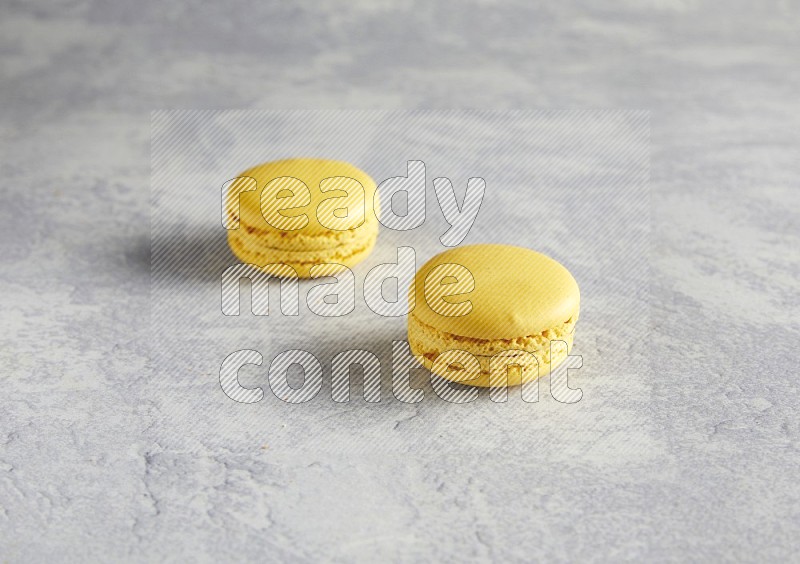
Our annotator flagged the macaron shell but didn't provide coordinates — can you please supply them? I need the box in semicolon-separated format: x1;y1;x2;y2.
411;244;580;340
230;158;380;236
227;226;377;278
408;317;574;388
408;309;576;387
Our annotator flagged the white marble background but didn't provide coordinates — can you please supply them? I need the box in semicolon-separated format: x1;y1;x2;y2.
1;1;798;562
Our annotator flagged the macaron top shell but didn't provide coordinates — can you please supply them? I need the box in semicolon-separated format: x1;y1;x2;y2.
230;158;380;237
411;244;580;340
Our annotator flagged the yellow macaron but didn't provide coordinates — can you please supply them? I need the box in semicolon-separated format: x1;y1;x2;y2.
408;244;580;387
226;158;380;278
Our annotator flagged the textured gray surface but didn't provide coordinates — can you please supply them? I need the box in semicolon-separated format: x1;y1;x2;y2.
1;1;799;562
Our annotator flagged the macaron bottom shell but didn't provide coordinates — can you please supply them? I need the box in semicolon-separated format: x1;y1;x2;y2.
407;311;576;388
227;226;377;279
